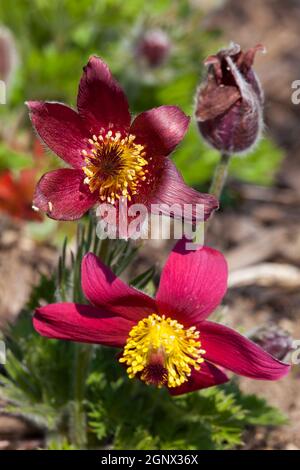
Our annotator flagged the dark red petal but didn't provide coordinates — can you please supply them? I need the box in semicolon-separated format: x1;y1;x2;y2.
77;56;131;134
169;361;229;396
200;321;291;380
151;159;218;222
156;240;228;324
34;303;132;347
26;101;87;169
33;168;98;221
130;106;190;157
82;253;157;322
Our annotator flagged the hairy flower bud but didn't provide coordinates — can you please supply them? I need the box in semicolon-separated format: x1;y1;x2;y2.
135;29;171;68
195;43;265;154
249;323;293;361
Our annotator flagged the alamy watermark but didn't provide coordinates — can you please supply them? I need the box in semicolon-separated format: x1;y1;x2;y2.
95;200;205;249
291;340;300;365
291;80;300;105
0;80;6;104
0;340;6;365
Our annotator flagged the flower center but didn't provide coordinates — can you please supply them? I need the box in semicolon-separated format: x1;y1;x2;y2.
82;131;148;204
119;313;205;388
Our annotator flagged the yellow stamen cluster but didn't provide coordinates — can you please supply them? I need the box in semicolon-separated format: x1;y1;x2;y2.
81;131;148;204
119;313;206;388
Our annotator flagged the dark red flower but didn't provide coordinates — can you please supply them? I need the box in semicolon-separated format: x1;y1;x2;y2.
0;169;42;222
33;240;290;395
195;43;264;154
27;56;217;222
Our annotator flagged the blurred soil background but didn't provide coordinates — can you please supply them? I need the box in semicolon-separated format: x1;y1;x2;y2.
0;0;300;449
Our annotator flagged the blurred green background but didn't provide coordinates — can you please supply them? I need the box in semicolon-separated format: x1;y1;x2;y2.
0;0;283;192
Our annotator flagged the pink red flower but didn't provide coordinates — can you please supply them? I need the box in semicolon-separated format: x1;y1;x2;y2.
33;240;290;395
0;169;42;222
26;56;217;222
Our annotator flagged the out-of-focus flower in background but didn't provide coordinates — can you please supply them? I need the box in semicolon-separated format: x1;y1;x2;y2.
195;43;265;154
135;29;171;68
0;168;42;222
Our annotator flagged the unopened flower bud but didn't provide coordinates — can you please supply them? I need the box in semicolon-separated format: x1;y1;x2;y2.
135;29;171;68
195;43;265;154
249;323;293;361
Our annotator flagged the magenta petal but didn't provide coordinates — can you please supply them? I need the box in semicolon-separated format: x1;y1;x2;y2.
130;106;190;157
26;101;87;169
169;361;229;396
77;56;131;134
151;160;218;222
34;303;133;347
156;241;228;324
82;253;157;322
200;321;291;380
33;168;98;220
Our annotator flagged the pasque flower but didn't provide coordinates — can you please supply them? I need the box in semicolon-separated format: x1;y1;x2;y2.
33;240;290;395
195;43;265;154
27;56;217;222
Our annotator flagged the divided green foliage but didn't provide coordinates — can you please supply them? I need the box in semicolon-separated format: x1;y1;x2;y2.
86;349;286;450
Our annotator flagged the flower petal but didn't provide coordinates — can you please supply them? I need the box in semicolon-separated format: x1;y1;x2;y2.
34;303;133;347
82;253;157;322
151;159;218;222
130;105;190;157
77;56;131;134
33;168;98;221
169;361;229;396
200;321;290;380
26;101;87;169
156;240;228;324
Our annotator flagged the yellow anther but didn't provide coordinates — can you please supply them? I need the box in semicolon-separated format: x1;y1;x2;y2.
119;314;205;388
82;131;148;204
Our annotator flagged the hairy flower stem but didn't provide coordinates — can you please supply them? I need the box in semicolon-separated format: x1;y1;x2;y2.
205;152;231;234
71;343;92;448
70;218;110;448
98;237;110;265
209;153;231;200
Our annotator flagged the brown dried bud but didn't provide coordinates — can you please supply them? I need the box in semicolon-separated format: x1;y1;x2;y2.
135;29;171;68
249;323;293;361
195;43;265;154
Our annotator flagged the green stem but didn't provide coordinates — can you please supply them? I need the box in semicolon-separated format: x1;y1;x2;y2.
209;152;231;200
98;237;110;264
72;344;92;448
205;152;231;233
70;217;110;448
